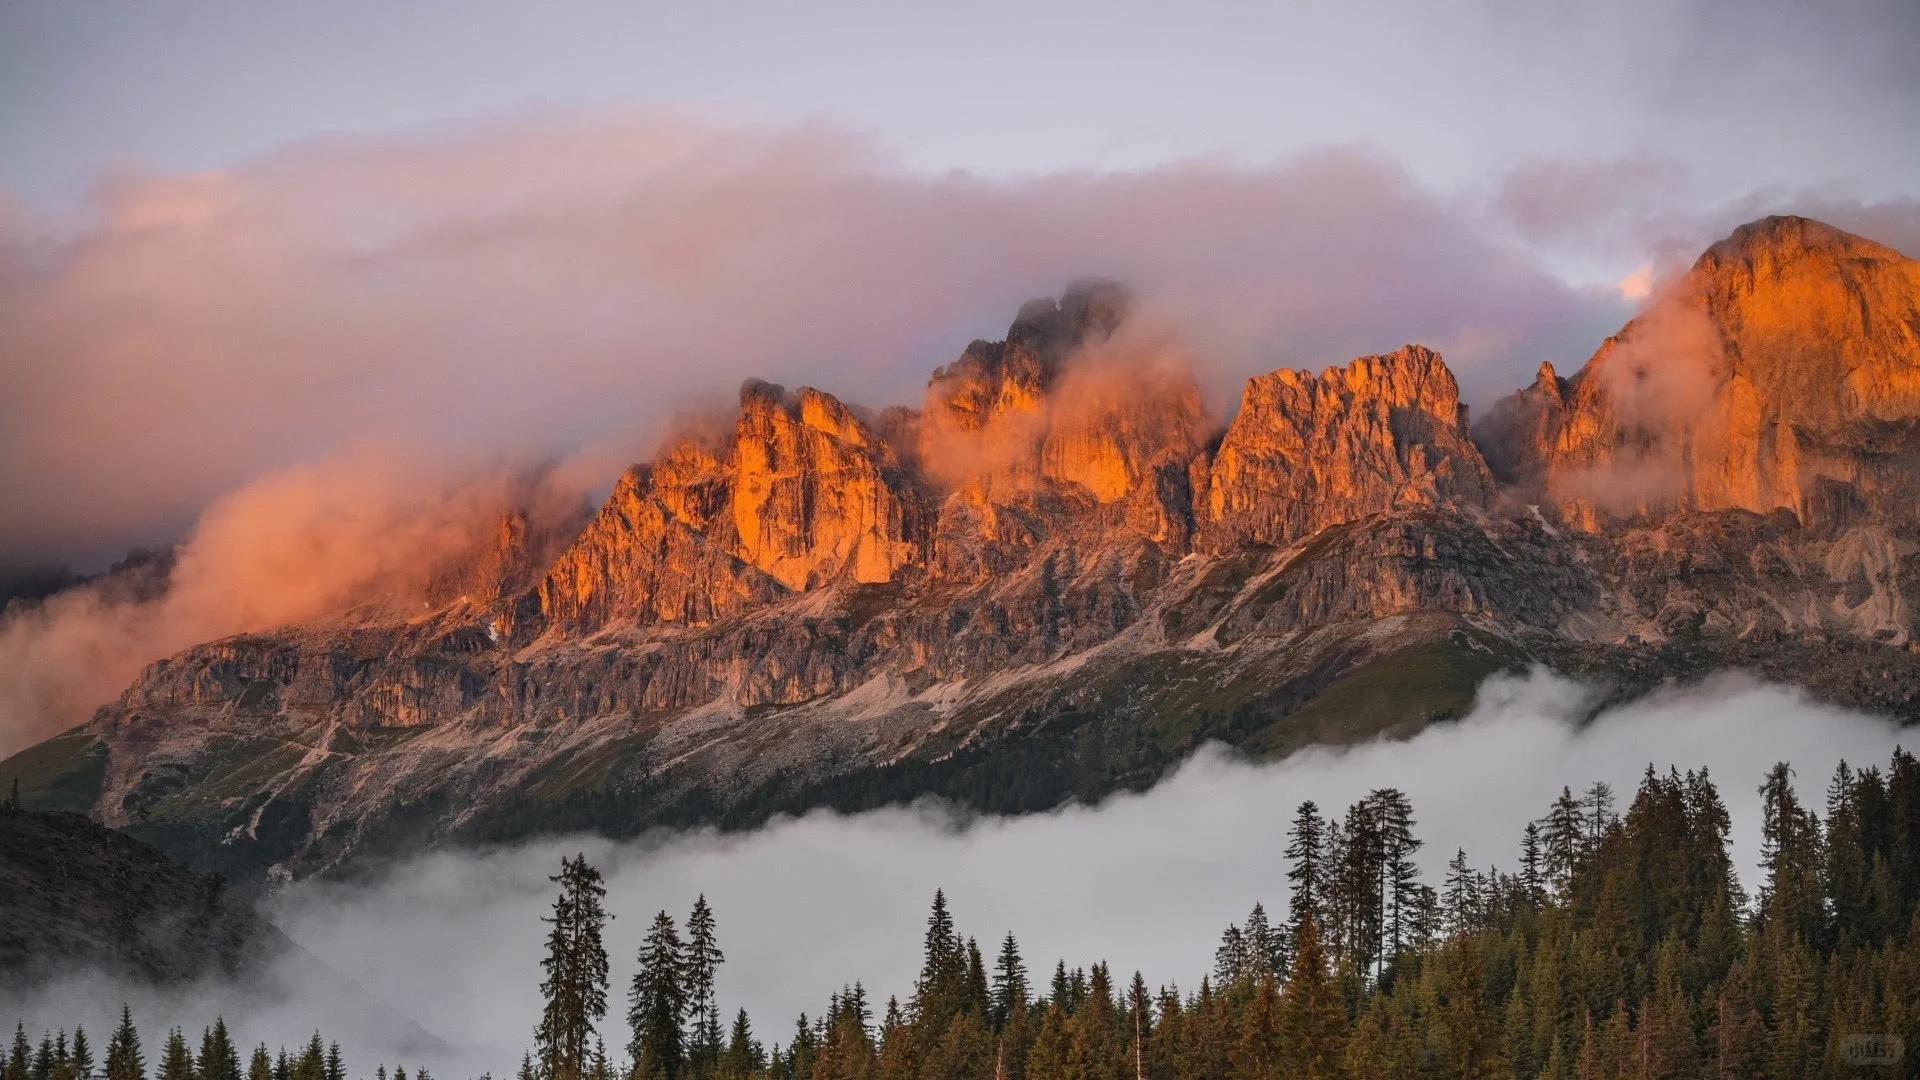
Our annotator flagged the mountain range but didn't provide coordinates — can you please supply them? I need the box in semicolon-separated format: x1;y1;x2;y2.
5;214;1919;889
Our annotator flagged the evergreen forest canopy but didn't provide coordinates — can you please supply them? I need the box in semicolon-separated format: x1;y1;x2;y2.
13;750;1920;1080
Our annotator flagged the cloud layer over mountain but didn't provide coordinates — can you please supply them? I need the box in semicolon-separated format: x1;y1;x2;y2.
2;111;1651;571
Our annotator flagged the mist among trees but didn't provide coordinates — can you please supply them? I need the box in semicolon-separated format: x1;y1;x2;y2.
15;750;1920;1079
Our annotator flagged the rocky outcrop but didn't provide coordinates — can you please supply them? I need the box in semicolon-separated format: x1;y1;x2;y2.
1485;216;1920;527
729;381;927;590
1199;345;1492;550
532;460;786;634
531;381;929;635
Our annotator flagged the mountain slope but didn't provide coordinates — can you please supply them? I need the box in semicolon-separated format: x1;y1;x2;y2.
8;217;1920;887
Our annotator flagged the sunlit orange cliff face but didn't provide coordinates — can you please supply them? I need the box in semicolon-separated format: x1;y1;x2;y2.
1479;216;1920;530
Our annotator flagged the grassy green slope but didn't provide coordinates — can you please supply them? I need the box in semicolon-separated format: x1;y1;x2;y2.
0;730;108;814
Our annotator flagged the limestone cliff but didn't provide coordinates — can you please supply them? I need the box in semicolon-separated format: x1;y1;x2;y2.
1200;345;1492;550
1483;216;1920;527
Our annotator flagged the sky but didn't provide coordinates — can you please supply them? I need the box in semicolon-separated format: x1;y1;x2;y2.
0;0;1916;580
5;0;1917;202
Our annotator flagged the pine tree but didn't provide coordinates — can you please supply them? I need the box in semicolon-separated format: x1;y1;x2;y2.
1277;912;1345;1079
1367;788;1422;964
683;895;725;1074
535;854;612;1080
721;1010;761;1079
197;1021;240;1080
1285;801;1327;947
103;1010;142;1080
156;1033;191;1080
69;1029;92;1080
1228;972;1281;1080
1242;904;1282;981
9;1026;32;1080
322;1045;341;1080
247;1047;270;1080
1213;922;1248;986
1437;940;1497;1078
913;891;967;1026
585;1039;607;1080
629;909;688;1080
1581;781;1616;847
876;999;909;1080
1519;822;1546;907
293;1035;322;1080
1540;786;1586;890
964;938;991;1018
1758;762;1826;943
1443;848;1478;937
989;933;1029;1031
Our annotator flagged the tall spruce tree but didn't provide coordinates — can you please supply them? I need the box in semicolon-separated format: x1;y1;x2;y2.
69;1029;92;1080
1336;798;1384;976
989;933;1029;1030
912;891;967;1025
197;1021;240;1080
964;938;990;1018
1285;801;1327;947
1212;922;1248;986
1758;762;1826;942
1540;786;1586;889
683;895;724;1074
535;854;612;1080
1443;849;1478;937
293;1035;322;1080
1581;781;1616;846
628;910;688;1080
156;1032;191;1080
1241;904;1282;981
10;1026;33;1080
1518;822;1546;906
1049;962;1072;1014
1277;912;1345;1079
1366;788;1422;964
103;1009;142;1080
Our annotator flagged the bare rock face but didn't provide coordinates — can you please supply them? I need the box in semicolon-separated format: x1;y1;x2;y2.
1474;361;1570;490
532;458;785;635
532;381;929;634
1199;345;1492;551
728;381;927;590
1488;216;1920;527
919;280;1131;489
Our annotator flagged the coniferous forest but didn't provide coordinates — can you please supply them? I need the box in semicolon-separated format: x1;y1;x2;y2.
14;752;1920;1079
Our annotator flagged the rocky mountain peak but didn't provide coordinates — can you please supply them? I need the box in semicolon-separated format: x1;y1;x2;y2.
1200;344;1492;551
1701;213;1907;269
1480;215;1920;527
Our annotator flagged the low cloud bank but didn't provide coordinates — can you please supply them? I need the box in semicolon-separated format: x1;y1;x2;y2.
0;113;1637;572
5;668;1910;1077
0;451;587;755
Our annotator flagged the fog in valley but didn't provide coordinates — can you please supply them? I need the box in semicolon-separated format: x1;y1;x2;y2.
6;668;1912;1076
